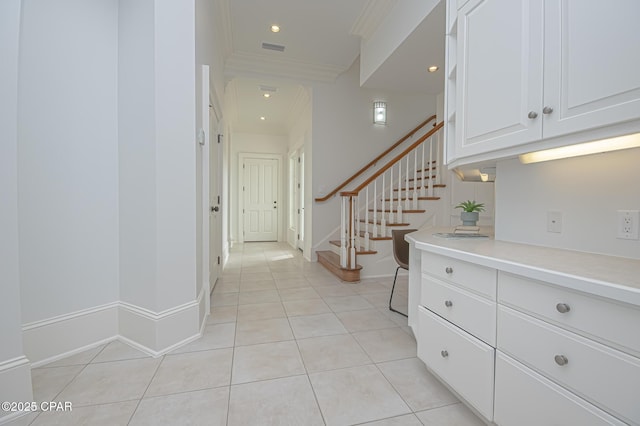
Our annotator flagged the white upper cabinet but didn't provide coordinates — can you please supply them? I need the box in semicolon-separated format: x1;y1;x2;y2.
446;0;640;166
455;0;544;157
542;0;640;139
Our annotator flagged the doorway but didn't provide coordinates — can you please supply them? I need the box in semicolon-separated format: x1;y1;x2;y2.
239;154;281;242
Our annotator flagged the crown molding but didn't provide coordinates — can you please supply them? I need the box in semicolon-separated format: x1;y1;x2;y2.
225;51;345;83
350;0;398;40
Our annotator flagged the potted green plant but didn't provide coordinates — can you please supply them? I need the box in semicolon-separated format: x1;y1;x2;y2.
455;200;485;226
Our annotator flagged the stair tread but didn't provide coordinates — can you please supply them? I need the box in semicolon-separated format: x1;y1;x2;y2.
316;250;361;282
359;220;410;226
393;184;447;191
329;240;378;255
384;196;441;201
358;231;391;241
368;209;425;213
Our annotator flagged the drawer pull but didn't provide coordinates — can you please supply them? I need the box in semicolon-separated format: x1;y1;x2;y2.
445;267;453;274
556;303;571;314
444;300;453;307
554;355;569;366
441;350;449;358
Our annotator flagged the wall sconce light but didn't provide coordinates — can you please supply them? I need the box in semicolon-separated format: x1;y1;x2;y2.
373;101;387;125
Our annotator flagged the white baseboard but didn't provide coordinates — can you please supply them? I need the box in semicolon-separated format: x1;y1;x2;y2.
23;303;118;366
24;286;209;365
0;357;32;425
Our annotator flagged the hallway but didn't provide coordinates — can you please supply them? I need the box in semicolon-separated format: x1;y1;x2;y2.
28;243;483;425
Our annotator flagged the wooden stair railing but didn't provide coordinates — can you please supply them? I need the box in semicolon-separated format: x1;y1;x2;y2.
316;122;444;281
314;115;436;202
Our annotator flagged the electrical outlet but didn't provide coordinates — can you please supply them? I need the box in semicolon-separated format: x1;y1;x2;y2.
617;210;640;240
547;211;562;233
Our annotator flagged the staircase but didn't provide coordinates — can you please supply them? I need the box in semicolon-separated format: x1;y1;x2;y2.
316;120;446;281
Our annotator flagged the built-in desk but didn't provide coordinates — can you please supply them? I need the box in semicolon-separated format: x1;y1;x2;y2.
406;229;640;425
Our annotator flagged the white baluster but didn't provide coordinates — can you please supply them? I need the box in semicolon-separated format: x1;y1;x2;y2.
349;196;356;268
382;172;388;236
405;157;410;211
372;181;377;240
365;187;370;251
413;149;418;210
340;196;347;268
421;142;426;197
429;136;434;198
436;128;442;185
397;160;403;224
356;192;361;251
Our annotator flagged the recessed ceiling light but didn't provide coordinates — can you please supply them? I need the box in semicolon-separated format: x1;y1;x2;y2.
263;93;271;98
260;116;266;121
271;25;280;33
428;65;439;73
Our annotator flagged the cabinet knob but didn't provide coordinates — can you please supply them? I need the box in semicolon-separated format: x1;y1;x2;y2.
441;350;449;358
527;111;538;119
445;267;453;274
556;303;571;314
444;300;453;307
554;354;569;366
543;106;554;115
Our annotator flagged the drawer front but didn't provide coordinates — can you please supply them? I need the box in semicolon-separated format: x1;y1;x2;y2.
421;251;497;299
498;305;640;424
417;306;495;421
495;352;627;426
421;274;496;346
499;272;640;357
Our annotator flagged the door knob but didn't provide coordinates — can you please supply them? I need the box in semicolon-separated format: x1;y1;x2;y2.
543;106;554;115
528;111;538;119
211;206;219;212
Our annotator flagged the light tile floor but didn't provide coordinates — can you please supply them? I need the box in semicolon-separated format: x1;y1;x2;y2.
28;242;485;426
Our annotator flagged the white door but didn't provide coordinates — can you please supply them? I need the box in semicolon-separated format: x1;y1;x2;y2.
456;0;544;158
209;124;222;287
542;0;640;139
243;157;278;241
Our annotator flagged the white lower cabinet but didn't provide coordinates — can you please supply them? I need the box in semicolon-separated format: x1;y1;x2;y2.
494;352;627;426
417;306;495;420
415;245;639;425
498;305;640;424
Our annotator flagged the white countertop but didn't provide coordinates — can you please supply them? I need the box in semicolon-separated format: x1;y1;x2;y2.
407;228;640;307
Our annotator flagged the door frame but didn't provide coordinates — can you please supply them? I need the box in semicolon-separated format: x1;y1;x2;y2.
297;150;305;251
200;65;211;312
238;152;283;243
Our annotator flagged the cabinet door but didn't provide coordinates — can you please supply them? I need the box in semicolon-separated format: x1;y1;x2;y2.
417;306;495;421
455;0;544;158
543;0;640;138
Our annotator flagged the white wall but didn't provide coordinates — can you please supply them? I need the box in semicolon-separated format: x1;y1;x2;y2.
154;0;197;311
311;61;436;254
18;0;120;323
118;0;157;311
360;0;440;85
495;148;640;259
0;1;33;421
119;0;197;314
229;133;289;243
